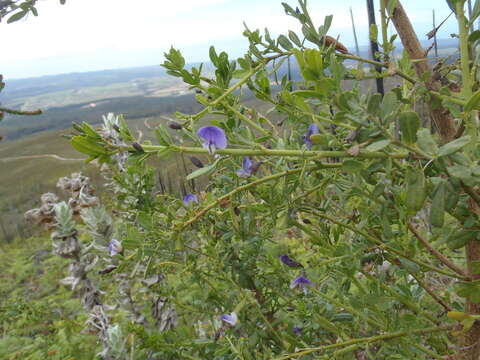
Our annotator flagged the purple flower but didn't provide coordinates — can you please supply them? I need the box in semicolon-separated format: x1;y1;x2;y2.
183;193;198;205
293;327;302;336
303;124;319;150
197;126;227;154
220;312;238;326
236;156;253;177
108;239;123;256
290;275;312;294
279;254;303;268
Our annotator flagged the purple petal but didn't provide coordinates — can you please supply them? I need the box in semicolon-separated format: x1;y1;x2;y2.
307;124;320;136
290;276;312;293
220;312;238;326
183;193;198;205
108;239;123;256
304;124;319;150
197;126;227;153
236;169;250;177
242;156;252;172
293;327;302;335
236;156;253;177
279;254;303;268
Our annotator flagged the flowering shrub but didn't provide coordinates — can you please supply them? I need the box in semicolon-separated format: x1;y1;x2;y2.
27;0;480;359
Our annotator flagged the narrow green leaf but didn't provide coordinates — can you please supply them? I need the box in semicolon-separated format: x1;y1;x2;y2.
469;30;480;44
416;128;438;156
430;182;445;228
465;89;480;112
278;35;293;50
288;30;302;47
186;160;219;181
406;168;426;212
399;111;420;144
7;10;27;23
438;136;471;157
366;139;390;152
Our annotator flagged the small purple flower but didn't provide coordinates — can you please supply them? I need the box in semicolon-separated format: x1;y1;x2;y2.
220;312;238;326
303;124;319;150
183;193;198;205
236;156;253;177
197;126;227;154
290;275;312;294
108;239;123;256
293;327;302;336
279;254;303;268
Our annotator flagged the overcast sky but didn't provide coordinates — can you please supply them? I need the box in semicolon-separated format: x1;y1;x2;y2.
0;0;457;79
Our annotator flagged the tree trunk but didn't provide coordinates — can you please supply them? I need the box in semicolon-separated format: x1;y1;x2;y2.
388;2;480;359
389;0;456;142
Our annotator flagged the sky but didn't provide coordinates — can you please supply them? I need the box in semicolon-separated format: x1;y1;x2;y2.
0;0;458;79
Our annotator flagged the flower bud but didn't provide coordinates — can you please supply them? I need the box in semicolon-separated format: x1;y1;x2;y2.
189;156;204;168
168;121;183;130
132;142;145;153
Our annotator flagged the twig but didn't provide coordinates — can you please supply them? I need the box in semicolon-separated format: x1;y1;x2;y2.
407;221;468;278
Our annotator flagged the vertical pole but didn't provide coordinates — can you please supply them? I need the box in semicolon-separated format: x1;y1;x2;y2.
433;10;438;58
366;0;385;96
349;7;360;56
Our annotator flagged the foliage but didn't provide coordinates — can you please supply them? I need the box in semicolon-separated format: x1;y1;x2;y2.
20;0;480;359
0;236;100;359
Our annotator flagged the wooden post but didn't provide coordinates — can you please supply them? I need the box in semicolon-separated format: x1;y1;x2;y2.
366;0;385;96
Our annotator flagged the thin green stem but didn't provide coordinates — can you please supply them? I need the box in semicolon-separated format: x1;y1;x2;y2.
191;63;265;122
273;324;455;359
304;209;467;280
177;165;336;229
140;144;409;160
222;103;270;136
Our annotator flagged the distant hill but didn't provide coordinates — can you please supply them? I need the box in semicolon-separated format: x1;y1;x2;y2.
0;37;458;141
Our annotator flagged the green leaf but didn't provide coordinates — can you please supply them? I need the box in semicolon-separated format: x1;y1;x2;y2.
399;258;420;273
430;182;445;228
7;10;27;23
367;93;382;115
71;136;107;158
380;91;398;121
186;159;219;181
278;35;293;50
468;30;480;44
416;128;438;156
318;15;333;39
465;89;480;112
209;46;219;67
448;311;471;321
448;229;475;250
342;159;363;173
366;139;390;152
471;0;480;23
292;90;324;99
448;164;472;180
438;136;471;157
399;111;420;144
405;168;426;212
288;30;302;47
81;122;101;139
